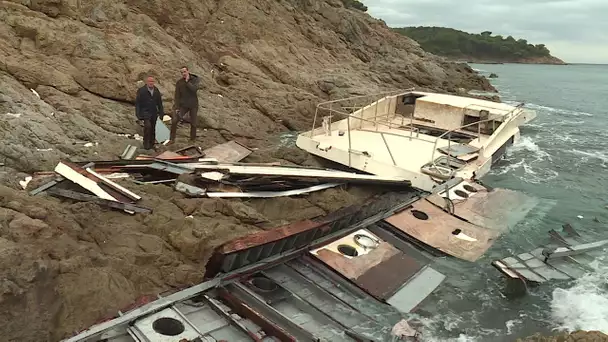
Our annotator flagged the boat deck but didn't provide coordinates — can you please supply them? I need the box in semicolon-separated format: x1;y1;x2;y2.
312;117;489;174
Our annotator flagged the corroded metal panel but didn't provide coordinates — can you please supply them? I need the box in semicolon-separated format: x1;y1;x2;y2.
384;199;499;262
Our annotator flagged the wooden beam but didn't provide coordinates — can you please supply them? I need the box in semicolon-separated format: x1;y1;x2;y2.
54;162;117;201
47;188;152;214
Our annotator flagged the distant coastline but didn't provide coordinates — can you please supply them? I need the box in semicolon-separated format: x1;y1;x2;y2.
455;58;568;65
393;26;566;65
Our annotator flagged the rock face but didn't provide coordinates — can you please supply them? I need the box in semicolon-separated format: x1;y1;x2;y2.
0;0;495;341
0;0;493;173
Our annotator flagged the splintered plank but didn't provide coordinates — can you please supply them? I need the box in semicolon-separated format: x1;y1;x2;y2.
54;162;117;201
47;188;152;214
85;167;141;201
384;200;499;262
203;140;252;163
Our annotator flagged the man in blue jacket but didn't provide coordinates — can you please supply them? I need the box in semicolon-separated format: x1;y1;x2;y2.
135;76;164;150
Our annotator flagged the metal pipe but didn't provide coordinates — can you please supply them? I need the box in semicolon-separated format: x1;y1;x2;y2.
381;133;396;165
374;98;379;131
310;107;319;138
347;112;352;167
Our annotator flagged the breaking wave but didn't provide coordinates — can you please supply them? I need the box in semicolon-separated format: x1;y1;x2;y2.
491;136;558;183
513;102;594;117
550;256;608;333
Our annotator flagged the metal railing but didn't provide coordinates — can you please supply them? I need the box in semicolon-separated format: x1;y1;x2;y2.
310;89;412;137
309;89;415;167
307;90;525;176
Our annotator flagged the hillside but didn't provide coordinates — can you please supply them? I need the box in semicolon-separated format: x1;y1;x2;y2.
0;1;494;341
395;26;566;64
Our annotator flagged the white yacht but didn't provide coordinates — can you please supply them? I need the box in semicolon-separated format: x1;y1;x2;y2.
296;90;536;191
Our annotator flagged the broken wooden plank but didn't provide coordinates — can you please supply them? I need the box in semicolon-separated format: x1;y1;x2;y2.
206;183;340;198
54;162;117;201
132;179;177;185
542;240;608;260
47;188;152;214
187;164;412;186
85;168;141;201
202;140;252;163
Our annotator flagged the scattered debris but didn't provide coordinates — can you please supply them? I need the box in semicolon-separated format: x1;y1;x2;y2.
19;176;33;189
28;140;412;214
5;112;22;118
492;224;608;297
31;88;40;98
120;145;138;160
47;188;151;214
155;120;170;143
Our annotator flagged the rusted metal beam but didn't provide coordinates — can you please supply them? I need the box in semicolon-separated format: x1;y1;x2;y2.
217;220;321;254
214;289;296;342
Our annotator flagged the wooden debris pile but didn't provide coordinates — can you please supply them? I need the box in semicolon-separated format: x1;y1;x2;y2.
27;140;414;214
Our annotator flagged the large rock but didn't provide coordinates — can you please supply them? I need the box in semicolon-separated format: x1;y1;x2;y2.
0;0;493;173
0;1;497;340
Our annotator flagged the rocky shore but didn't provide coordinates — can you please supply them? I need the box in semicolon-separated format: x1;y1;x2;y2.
0;0;501;341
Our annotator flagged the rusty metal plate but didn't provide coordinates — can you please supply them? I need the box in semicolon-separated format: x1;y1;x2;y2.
355;252;423;300
218;220;321;254
313;239;423;300
384;199;499;262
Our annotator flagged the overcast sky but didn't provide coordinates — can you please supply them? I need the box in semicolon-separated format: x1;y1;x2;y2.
364;0;608;64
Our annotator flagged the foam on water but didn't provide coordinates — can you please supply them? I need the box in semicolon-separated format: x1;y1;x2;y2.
491;136;559;183
550;256;608;333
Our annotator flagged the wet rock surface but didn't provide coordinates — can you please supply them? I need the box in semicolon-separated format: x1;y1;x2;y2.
0;0;495;341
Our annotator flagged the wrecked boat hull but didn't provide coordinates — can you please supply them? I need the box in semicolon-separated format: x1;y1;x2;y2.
62;191;444;342
296;90;536;191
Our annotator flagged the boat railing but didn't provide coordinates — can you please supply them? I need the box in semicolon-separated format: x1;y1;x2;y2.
308;91;525;175
429;103;525;177
309;89;419;167
310;89;414;138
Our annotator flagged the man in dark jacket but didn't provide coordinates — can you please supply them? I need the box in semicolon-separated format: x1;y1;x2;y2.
170;66;201;143
135;76;164;150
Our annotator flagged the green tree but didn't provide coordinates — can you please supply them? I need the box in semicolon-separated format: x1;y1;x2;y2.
341;0;367;11
393;26;556;61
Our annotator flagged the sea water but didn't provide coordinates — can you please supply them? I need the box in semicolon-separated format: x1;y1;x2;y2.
418;63;608;341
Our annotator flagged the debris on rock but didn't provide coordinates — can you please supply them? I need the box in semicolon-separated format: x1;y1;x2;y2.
28;140;412;214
